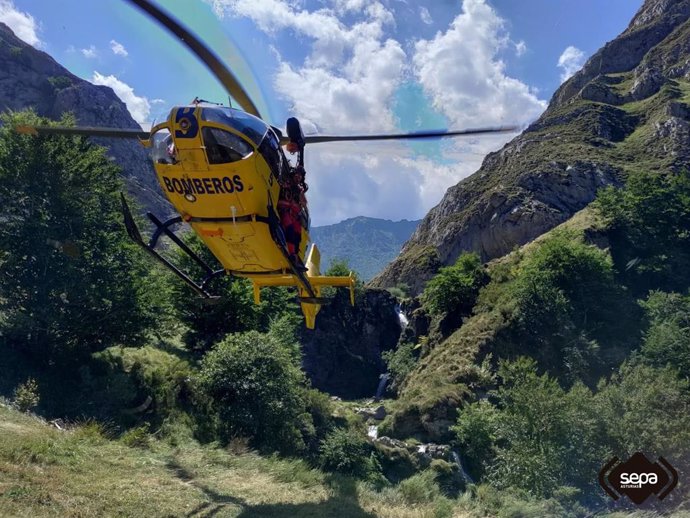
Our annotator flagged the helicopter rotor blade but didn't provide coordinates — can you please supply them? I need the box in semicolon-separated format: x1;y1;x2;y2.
15;125;150;139
285;126;520;145
126;0;262;119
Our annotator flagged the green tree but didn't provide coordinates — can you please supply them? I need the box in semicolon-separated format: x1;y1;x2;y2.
454;358;690;500
594;362;690;457
197;330;308;453
382;341;418;393
422;252;487;315
323;259;363;299
639;291;690;374
318;427;379;479
0;111;167;365
169;233;298;351
507;232;636;382
596;170;690;293
454;358;606;498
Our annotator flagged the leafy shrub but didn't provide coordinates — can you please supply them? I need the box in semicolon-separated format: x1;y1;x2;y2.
387;283;411;301
73;419;112;443
595;170;690;293
398;469;441;504
120;425;151;448
318;427;379;479
465;484;578;518
13;378;39;412
430;459;464;497
198;331;308;453
639;290;690;374
300;388;334;455
382;342;418;392
87;345;195;429
422;252;487;315
453;399;499;480
47;75;72;90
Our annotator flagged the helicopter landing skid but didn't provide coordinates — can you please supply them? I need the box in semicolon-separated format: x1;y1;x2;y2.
120;194;224;299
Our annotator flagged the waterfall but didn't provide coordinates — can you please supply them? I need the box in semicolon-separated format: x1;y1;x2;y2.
451;450;474;484
367;425;378;440
374;373;389;401
395;305;409;327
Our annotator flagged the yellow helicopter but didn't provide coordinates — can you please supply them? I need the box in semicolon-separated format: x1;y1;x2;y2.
17;0;516;329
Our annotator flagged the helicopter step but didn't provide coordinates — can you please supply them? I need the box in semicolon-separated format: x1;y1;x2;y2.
121;193;224;299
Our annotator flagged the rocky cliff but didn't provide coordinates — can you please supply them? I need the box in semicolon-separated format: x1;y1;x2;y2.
300;288;401;399
0;23;170;215
371;0;690;295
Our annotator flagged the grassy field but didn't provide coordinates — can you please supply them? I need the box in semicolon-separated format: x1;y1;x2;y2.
1;334;686;518
2;395;689;517
0;402;465;518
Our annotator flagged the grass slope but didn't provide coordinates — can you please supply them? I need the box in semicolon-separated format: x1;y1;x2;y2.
0;403;458;518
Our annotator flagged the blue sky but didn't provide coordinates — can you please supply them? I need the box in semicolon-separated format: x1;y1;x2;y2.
1;0;642;224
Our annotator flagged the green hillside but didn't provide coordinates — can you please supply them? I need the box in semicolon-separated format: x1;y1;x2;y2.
381;171;690;509
310;217;420;281
0;401;678;517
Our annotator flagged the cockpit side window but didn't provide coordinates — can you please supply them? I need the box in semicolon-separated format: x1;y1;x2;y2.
202;127;253;164
151;128;175;164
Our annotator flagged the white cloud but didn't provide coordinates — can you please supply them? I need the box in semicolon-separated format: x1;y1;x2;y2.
151;98;166;105
110;39;128;57
92;71;151;125
81;45;98;59
0;0;40;47
419;7;433;25
515;40;527;57
214;0;403;133
557;45;586;82
211;0;541;225
413;0;546;129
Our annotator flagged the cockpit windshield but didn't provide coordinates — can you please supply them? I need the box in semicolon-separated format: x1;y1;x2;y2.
202;127;253;164
201;107;268;146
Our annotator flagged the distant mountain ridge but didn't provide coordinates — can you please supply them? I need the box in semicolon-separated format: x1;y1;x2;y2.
310;216;420;281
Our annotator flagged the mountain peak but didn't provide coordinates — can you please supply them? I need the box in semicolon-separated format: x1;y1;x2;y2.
630;0;690;29
372;1;690;294
0;25;171;215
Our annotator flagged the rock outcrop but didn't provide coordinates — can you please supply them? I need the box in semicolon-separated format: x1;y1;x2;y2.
300;288;401;398
371;0;690;295
0;23;170;215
